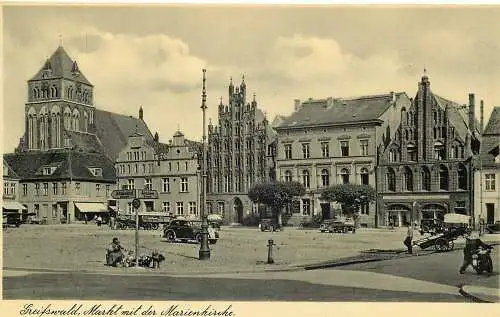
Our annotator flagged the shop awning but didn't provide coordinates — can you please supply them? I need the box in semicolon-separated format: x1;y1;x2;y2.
75;202;108;213
2;201;27;211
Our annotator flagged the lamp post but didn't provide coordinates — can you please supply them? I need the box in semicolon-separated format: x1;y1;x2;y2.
199;68;210;260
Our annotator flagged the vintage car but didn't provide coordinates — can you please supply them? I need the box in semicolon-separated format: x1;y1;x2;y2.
163;219;219;244
3;212;22;228
319;219;335;233
321;217;355;233
260;218;282;232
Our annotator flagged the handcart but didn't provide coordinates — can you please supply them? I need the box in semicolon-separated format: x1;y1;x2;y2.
412;213;471;252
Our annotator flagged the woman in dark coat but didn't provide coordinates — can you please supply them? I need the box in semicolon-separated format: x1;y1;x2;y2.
106;237;125;267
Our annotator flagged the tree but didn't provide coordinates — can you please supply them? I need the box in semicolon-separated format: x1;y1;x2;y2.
248;181;305;226
320;184;376;230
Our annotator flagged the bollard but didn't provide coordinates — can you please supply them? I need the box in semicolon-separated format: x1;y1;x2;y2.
267;239;275;264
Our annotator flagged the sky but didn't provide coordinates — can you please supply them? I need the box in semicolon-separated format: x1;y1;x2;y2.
2;5;500;152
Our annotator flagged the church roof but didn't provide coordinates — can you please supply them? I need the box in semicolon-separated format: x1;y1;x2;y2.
3;151;116;182
3;159;20;179
277;93;406;129
480;107;500;168
93;109;154;161
29;46;92;86
483;106;500;136
433;95;481;141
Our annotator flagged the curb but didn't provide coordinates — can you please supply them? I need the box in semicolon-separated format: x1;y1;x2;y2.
459;285;499;303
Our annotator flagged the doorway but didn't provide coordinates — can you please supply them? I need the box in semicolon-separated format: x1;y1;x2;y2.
320;203;331;220
233;197;244;223
486;203;495;224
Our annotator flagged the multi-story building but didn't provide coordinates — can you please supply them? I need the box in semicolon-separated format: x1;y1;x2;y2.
2;159;26;217
115;131;202;217
475;106;500;226
377;73;481;227
3;45;152;223
207;77;277;224
275;92;411;227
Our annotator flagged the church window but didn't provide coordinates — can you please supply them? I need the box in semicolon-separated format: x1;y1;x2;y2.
439;165;449;190
387;168;396;191
457;164;467;190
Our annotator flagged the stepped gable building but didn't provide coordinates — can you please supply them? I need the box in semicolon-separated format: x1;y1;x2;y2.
114;130;202;216
207;76;277;224
376;72;482;227
5;46;153;223
275;92;411;227
474;106;500;226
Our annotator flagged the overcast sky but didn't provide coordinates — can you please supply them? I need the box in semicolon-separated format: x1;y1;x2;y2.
3;5;500;152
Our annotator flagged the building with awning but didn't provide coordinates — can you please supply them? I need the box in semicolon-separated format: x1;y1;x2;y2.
75;202;108;213
2;201;28;212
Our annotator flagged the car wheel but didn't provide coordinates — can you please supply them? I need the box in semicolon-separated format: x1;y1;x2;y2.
166;231;176;242
151;223;159;230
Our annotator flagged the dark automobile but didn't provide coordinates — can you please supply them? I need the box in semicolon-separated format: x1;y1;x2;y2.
419;218;444;235
163;219;219;244
486;221;500;234
3;212;22;228
260;218;282;232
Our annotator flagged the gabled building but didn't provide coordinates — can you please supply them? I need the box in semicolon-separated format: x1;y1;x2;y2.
475;106;500;226
2;159;27;217
115;131;201;217
275;92;411;227
207;77;277;224
4;46;154;223
377;73;482;227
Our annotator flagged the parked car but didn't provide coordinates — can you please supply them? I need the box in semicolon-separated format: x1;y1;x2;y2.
486;221;500;234
260;218;282;232
3;212;22;228
163;219;219;244
321;217;355;233
319;219;335;233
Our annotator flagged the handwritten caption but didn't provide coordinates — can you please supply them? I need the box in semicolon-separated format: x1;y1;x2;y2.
19;303;235;317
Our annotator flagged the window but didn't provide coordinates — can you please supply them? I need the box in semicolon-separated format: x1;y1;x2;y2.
360;203;369;215
224;175;230;193
454;201;466;214
180;177;188;192
163;202;170;213
96;184;101;196
302;170;310;188
35;184;40;196
185;162;188;171
106;185;110;197
127;179;135;190
340;168;350;184
162;178;170;192
218;202;225;216
457;164;467;190
485;174;496;191
421;167;431;191
23;184;28;196
360;140;368;156
439;165;449;190
284;170;292;182
61;182;67;195
75;182;81;193
389;149;398;162
43;183;49;196
135;164;138;173
89;168;102;177
189;202;197;214
51;183;57;195
360;168;369;186
127;202;133;213
387;168;396;191
169;162;172;171
321;169;329;187
43;167;54;175
302;143;310;159
321;142;329;157
402;167;413;191
340;141;349;157
176;202;184;215
144;178;152;190
434;145;445;160
302;199;311;215
177;162;180;171
52;204;58;218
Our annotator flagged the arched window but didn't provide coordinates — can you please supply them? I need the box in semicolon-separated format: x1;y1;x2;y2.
321;169;329;187
340;168;350;185
439;165;449;190
421;166;431;191
360;168;369;185
284;170;292;182
457;164;468;190
387;167;396;191
402;166;413;191
302;170;310;188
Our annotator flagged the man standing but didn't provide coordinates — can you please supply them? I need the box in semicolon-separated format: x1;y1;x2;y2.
403;223;414;254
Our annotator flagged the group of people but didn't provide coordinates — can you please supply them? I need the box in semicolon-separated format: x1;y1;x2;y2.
402;222;493;274
105;237;165;268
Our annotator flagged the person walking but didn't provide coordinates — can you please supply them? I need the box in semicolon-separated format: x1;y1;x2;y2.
459;231;492;274
403;223;414;254
96;215;102;227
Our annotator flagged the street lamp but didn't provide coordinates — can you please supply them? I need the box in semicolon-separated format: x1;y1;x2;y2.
199;68;211;260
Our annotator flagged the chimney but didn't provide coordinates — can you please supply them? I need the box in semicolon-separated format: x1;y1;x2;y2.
139;106;144;120
294;99;301;111
390;91;396;103
480;100;484;133
154;132;159;142
468;93;476;133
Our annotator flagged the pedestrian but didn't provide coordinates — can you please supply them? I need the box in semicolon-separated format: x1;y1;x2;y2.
84;214;88;224
96;215;102;227
459;231;492;274
403;223;414;254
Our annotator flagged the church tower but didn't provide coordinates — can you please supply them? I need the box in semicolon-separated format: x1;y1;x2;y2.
25;46;95;151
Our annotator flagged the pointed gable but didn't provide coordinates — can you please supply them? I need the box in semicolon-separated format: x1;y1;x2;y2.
29;46;92;86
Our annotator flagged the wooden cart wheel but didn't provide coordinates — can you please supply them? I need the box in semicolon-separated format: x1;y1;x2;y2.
435;238;448;252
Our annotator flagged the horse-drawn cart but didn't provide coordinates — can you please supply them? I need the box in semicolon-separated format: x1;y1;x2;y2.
412;213;472;252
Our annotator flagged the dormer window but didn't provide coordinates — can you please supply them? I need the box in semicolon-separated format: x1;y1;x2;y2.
43;167;56;175
88;167;103;177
